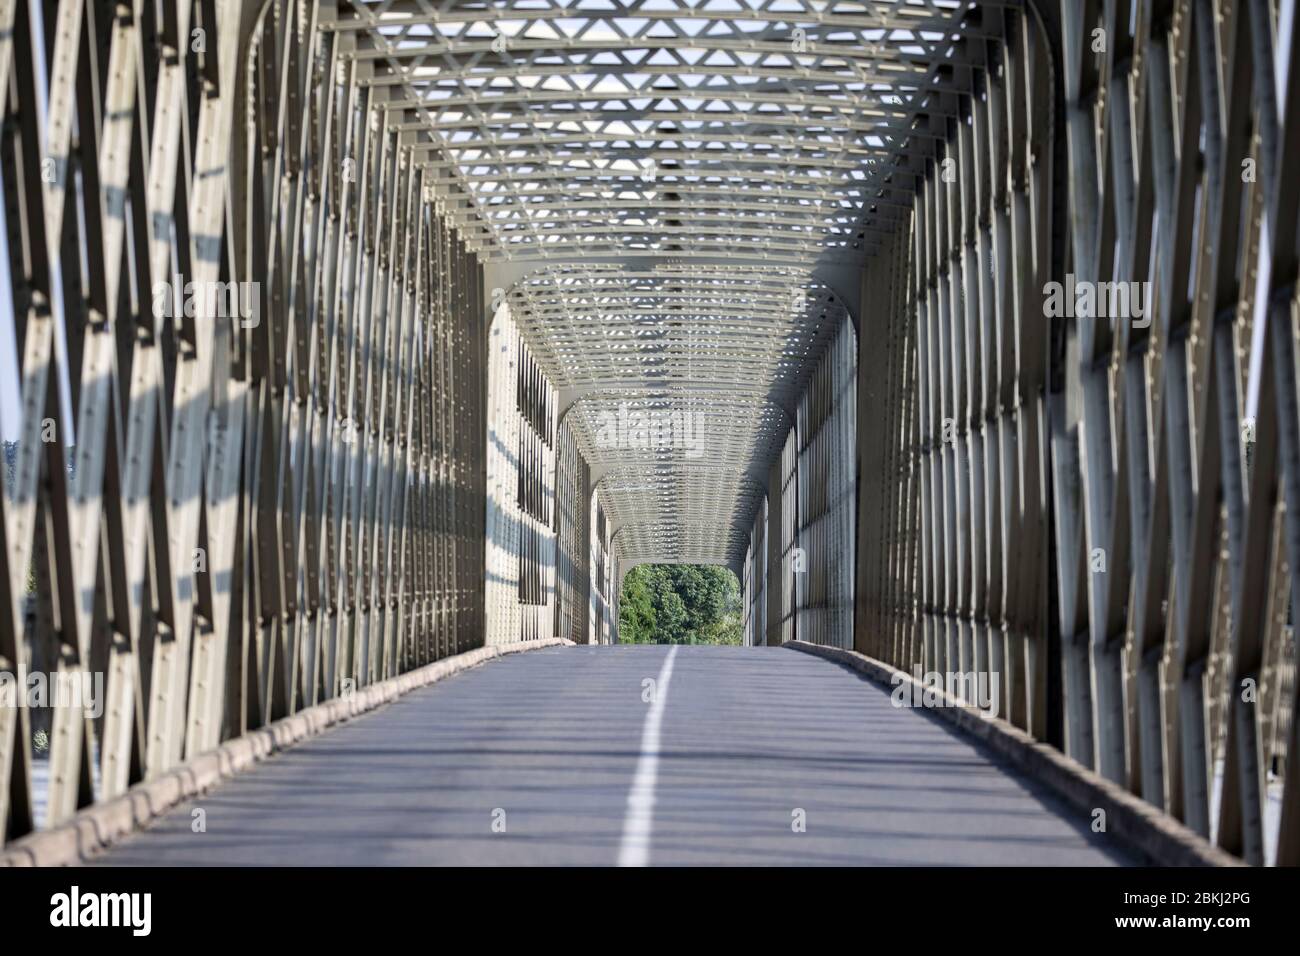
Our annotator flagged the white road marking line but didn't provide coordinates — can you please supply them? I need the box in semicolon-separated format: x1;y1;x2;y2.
617;645;680;867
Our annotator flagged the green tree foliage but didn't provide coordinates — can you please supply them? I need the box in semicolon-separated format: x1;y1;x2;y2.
618;564;742;644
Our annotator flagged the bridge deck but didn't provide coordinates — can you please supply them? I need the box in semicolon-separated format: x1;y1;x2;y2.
92;647;1131;866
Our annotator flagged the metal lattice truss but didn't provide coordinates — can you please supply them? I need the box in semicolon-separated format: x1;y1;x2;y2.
600;465;767;561
510;264;843;563
326;0;996;565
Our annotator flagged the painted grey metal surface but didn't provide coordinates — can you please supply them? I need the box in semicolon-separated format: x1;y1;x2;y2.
849;0;1300;866
0;0;492;846
326;0;991;570
1;0;1296;868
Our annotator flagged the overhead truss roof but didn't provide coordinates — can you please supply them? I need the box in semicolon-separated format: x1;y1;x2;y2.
329;0;996;567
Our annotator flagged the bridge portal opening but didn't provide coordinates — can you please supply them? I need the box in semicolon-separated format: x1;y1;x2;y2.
618;565;742;646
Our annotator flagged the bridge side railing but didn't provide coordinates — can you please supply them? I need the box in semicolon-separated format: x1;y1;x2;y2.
0;0;489;847
854;0;1299;866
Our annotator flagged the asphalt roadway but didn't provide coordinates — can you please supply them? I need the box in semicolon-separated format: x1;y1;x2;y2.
92;645;1132;866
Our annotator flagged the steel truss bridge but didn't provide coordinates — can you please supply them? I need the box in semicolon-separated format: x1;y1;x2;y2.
0;0;1295;867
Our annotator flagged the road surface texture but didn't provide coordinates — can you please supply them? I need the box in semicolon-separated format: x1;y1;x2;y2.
93;646;1132;866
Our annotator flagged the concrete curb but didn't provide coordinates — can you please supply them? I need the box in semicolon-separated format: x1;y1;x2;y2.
1;638;573;867
783;640;1243;867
